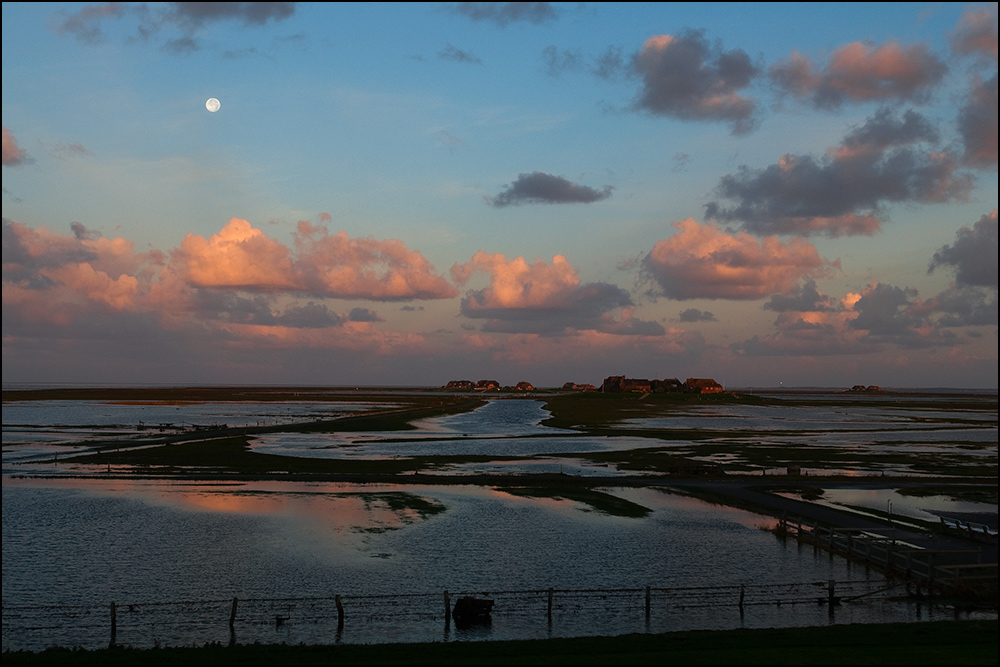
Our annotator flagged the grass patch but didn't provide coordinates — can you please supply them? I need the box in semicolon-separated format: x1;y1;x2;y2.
500;486;652;517
540;392;764;430
3;620;995;665
62;436;430;476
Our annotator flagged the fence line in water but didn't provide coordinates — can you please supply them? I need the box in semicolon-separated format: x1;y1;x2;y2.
3;578;909;650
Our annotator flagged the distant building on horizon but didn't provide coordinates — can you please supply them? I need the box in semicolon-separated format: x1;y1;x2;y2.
444;380;474;390
562;382;597;391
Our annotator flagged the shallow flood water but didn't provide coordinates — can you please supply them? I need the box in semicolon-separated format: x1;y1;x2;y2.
2;392;996;649
1;478;958;651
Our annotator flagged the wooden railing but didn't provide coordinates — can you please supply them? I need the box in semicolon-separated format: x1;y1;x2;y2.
775;514;997;597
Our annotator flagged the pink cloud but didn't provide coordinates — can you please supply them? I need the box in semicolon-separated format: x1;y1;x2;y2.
770;41;946;108
174;218;298;290
950;6;999;60
643;219;836;300
451;251;581;308
294;221;458;300
2;127;30;166
166;218;457;300
2;220;161;324
4;217;458;340
450;251;656;334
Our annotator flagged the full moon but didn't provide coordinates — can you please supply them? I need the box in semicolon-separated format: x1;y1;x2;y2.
206;98;221;112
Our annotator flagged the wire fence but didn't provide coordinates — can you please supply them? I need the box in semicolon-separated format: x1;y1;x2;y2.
3;578;924;651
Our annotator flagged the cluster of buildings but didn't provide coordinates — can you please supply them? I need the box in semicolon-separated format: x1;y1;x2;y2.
444;379;536;392
443;376;726;394
600;376;724;394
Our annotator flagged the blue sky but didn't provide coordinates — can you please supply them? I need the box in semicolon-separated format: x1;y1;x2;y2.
3;2;997;388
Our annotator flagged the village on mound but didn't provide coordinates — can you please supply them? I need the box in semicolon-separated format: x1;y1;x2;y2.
443;376;724;394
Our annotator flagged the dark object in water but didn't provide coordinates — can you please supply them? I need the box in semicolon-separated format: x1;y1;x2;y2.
452;596;494;627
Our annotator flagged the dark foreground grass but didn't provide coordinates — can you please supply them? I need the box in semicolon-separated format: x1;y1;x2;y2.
4;620;995;665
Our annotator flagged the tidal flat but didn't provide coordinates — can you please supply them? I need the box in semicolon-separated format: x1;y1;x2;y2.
2;386;997;650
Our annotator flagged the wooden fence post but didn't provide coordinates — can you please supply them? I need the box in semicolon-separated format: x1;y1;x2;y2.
109;601;117;648
335;594;344;629
645;586;651;619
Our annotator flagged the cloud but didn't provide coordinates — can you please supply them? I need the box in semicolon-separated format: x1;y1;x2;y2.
196;294;345;328
173;218;298;290
162;218;458;301
2;220;164;323
439;44;482;64
769;41;947;109
274;302;344;328
451;251;660;335
642;219;835;300
678;308;716;322
838;106;938;151
49;142;90;159
631;30;757;135
705;108;974;237
929;210;998;288
672;152;692;173
293;221;459;300
348;307;381;322
166;2;295;27
2;127;30;166
763;279;838;312
735;278;987;357
2;218;457;354
53;2;296;51
163;35;200;54
847;282;926;338
452;2;556;27
950;6;998;61
591;46;624;80
957;74;998;169
51;2;127;44
487;172;613;207
542;45;582;76
916;285;998;327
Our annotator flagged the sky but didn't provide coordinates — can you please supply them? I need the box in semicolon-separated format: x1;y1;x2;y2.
2;2;997;389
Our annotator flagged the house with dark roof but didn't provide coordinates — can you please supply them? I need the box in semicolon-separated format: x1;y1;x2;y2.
444;380;474;390
684;378;724;394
